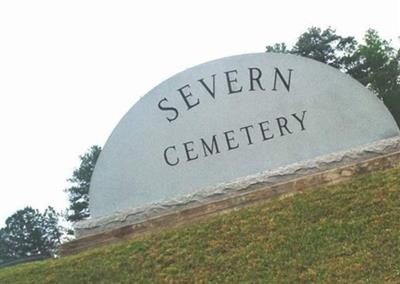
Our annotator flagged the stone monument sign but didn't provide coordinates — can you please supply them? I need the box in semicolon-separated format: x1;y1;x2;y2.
89;53;400;219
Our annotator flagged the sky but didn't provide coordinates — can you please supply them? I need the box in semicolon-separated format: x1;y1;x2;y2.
0;0;399;227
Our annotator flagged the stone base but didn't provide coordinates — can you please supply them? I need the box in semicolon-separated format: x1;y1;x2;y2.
59;137;400;256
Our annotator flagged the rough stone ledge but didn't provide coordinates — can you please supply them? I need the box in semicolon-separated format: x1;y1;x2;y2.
59;138;400;256
73;136;400;240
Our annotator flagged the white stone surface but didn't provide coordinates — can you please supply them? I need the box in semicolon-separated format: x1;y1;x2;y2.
89;53;400;219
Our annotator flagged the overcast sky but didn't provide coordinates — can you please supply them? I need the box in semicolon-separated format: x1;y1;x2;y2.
0;0;398;226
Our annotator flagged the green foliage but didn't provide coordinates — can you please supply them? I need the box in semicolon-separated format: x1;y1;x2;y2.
385;94;400;127
65;145;101;222
1;166;400;283
265;42;289;54
0;207;62;263
266;27;400;126
0;230;7;265
349;30;399;95
348;29;400;125
291;27;357;71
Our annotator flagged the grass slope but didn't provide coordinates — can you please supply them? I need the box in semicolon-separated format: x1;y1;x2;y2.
1;166;400;283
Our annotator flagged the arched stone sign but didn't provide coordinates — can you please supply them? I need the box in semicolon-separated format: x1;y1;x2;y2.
89;53;399;218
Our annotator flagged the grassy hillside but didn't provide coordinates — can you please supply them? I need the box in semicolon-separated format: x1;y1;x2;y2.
1;166;400;283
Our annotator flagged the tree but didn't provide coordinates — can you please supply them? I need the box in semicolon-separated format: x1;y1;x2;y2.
266;27;400;126
65;145;102;222
266;42;289;54
0;229;7;264
293;27;357;71
348;29;400;125
0;207;62;262
267;27;357;71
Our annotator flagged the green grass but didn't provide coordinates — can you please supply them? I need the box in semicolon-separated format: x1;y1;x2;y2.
1;166;400;283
